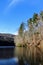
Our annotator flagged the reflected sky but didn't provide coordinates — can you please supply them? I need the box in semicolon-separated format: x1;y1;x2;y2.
0;58;18;65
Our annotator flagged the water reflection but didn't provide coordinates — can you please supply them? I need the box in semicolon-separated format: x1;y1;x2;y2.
0;46;43;65
14;47;43;65
0;46;14;59
0;58;18;65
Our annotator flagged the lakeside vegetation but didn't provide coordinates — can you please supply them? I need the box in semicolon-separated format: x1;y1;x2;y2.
14;11;43;48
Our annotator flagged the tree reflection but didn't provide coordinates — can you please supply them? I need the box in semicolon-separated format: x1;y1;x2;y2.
14;47;43;65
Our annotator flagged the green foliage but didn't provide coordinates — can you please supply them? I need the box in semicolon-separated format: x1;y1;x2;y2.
27;18;32;25
32;13;39;27
17;43;22;47
33;13;38;23
27;18;33;31
16;43;27;47
40;11;43;20
18;22;25;37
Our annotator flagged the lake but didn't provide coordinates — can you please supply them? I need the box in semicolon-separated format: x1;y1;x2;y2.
0;46;43;65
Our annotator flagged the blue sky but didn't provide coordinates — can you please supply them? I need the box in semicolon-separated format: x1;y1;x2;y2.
0;0;43;35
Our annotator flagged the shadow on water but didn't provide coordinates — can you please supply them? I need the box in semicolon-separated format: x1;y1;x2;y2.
0;46;43;65
0;40;15;46
0;47;14;59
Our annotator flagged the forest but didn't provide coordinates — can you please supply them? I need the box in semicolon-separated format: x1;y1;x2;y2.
14;11;43;48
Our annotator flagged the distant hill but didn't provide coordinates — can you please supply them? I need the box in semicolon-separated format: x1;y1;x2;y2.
0;33;15;46
0;33;14;37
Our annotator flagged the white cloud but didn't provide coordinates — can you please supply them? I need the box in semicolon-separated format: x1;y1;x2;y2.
8;0;24;8
4;0;24;13
8;0;20;8
14;31;18;35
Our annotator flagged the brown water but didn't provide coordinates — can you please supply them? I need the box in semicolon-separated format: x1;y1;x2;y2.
0;46;43;65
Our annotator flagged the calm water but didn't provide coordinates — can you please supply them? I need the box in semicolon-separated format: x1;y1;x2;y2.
0;46;43;65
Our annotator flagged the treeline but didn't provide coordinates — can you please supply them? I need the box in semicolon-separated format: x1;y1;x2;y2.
15;11;43;47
